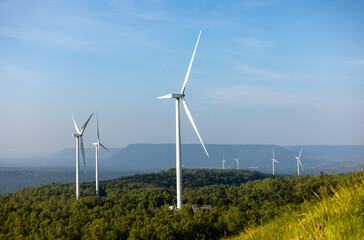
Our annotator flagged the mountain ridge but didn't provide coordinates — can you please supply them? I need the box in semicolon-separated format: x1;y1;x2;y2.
1;144;362;174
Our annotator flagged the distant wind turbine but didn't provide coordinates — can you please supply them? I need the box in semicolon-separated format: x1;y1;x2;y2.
295;148;304;176
72;113;93;200
232;156;240;170
222;155;226;169
93;113;109;196
272;148;279;175
157;31;209;209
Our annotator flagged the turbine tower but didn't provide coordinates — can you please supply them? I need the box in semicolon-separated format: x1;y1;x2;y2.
72;113;93;200
157;31;209;209
93;113;109;196
272;148;279;175
232;156;240;170
222;155;226;169
295;148;304;176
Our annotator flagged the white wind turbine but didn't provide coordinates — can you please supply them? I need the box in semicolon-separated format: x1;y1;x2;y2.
272;148;279;175
232;156;240;170
72;113;93;200
295;148;303;176
222;155;226;169
157;31;209;209
93;114;109;196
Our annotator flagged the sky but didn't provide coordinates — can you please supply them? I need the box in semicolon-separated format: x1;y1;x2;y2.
0;0;364;157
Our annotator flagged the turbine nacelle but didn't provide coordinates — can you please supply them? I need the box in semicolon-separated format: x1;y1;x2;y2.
72;133;81;138
157;93;185;99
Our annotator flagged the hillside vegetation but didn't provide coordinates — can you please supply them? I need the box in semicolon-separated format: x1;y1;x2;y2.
0;169;362;239
228;172;364;240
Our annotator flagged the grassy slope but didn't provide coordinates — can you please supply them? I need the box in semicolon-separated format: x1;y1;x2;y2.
228;172;364;240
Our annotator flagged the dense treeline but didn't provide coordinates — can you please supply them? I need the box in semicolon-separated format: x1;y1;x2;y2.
0;169;361;239
100;169;271;195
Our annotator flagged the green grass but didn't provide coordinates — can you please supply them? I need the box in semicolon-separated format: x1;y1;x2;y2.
227;172;364;240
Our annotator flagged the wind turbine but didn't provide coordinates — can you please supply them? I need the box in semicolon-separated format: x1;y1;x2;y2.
222;155;226;169
92;113;109;196
272;148;279;175
295;148;303;176
157;31;209;209
232;156;240;170
72;113;93;200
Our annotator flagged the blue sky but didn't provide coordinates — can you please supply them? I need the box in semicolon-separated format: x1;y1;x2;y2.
0;0;363;156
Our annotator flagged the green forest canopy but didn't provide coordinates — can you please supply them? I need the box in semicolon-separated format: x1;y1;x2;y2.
0;169;362;239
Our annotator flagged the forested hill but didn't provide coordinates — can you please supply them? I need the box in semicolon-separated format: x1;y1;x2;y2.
0;169;362;239
99;168;271;194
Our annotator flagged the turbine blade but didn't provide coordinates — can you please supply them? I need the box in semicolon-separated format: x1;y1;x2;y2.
80;136;87;178
97;113;100;142
72;115;81;134
157;94;173;99
275;160;279;163
273;148;275;159
299;148;302;158
180;31;201;95
182;98;209;158
80;113;94;134
299;159;303;170
100;142;110;152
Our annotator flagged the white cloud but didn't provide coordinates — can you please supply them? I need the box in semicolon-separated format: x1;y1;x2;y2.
0;25;98;47
237;63;290;80
0;20;171;52
224;37;273;58
234;37;272;52
353;60;364;66
111;0;166;21
205;84;364;116
205;85;305;108
241;0;279;8
0;66;42;86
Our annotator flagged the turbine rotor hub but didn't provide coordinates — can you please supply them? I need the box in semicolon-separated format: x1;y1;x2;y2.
171;93;184;99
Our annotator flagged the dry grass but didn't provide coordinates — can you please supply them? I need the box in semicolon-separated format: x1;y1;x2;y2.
227;172;364;240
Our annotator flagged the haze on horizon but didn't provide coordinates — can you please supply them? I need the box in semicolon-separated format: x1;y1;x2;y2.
0;0;364;158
